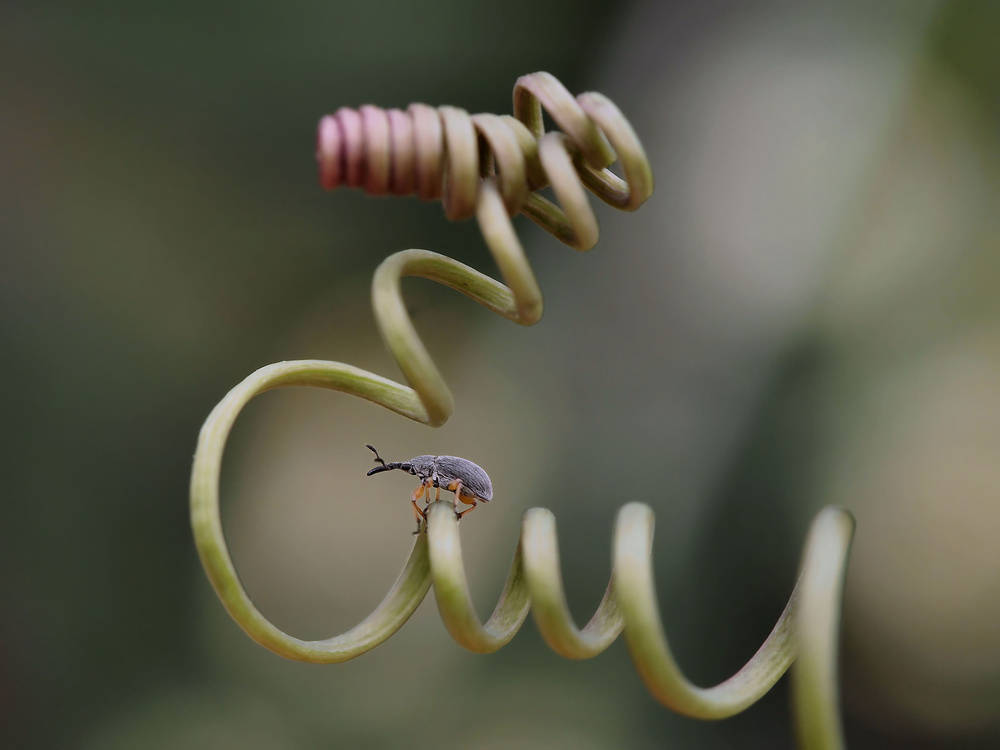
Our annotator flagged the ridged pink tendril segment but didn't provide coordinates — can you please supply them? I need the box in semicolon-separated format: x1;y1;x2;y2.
316;72;653;232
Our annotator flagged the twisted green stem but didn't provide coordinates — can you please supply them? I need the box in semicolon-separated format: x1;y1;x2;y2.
190;73;855;749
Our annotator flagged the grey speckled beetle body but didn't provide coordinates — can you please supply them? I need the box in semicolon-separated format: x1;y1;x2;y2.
365;444;492;532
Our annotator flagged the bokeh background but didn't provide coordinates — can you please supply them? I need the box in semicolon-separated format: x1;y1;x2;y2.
3;0;1000;747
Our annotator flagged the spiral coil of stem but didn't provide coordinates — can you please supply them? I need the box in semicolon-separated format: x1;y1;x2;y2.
190;73;855;749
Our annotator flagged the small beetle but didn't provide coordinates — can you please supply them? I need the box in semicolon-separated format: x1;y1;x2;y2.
365;444;493;532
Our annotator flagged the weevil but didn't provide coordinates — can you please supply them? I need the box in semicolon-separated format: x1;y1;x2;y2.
365;444;492;532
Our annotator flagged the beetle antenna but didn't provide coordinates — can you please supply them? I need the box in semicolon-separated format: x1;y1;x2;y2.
366;443;387;468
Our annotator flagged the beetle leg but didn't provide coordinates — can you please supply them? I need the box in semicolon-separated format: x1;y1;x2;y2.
445;480;466;518
410;499;426;534
411;484;428;534
456;498;478;519
414;478;434;500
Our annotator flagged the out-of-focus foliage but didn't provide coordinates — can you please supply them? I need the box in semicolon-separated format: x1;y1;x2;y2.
2;1;1000;748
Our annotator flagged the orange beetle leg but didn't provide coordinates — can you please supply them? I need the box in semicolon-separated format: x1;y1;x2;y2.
446;480;478;519
446;480;462;514
455;498;478;519
410;484;429;534
409;499;426;534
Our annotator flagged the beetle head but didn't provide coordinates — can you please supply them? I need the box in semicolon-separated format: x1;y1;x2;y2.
407;455;436;481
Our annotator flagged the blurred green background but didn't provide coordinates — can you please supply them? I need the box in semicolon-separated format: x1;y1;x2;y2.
3;1;1000;748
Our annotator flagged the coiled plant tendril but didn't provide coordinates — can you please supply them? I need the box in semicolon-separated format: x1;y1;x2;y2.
190;73;855;750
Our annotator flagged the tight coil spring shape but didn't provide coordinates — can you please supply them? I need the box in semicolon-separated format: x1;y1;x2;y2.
190;73;855;750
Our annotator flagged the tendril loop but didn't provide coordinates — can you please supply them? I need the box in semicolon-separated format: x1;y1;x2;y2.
191;72;854;750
